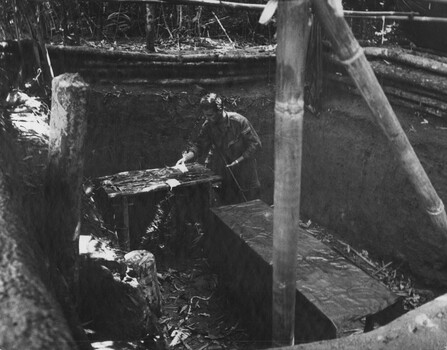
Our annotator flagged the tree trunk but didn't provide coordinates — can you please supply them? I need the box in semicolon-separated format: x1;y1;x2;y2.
0;133;77;350
44;73;91;349
124;250;162;316
46;72;88;299
273;0;311;346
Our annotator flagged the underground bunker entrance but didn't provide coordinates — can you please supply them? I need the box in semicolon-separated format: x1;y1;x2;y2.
85;182;274;349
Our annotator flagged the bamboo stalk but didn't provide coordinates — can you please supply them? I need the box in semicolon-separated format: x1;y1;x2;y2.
272;0;311;346
345;14;447;23
313;0;447;233
344;10;419;16
93;0;266;10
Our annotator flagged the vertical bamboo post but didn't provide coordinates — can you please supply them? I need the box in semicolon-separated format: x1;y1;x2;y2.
312;0;447;234
273;0;311;346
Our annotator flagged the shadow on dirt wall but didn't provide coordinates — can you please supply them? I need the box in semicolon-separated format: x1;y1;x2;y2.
84;81;447;288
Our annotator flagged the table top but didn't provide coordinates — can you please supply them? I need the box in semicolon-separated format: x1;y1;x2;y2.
95;163;222;199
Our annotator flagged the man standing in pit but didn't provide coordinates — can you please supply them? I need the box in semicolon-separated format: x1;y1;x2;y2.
176;92;262;204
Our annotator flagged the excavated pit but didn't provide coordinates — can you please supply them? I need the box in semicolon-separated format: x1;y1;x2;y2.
82;78;447;288
80;74;447;347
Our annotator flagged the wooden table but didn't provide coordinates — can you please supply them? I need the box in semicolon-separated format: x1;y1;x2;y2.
94;163;221;251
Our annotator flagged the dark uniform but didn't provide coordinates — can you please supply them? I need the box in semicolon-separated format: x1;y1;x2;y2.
188;111;261;204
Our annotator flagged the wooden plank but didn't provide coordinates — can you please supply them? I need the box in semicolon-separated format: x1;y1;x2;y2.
95;162;221;199
207;200;403;342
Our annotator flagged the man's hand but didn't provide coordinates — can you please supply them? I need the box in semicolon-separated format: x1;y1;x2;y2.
226;158;242;168
176;151;194;166
176;157;186;166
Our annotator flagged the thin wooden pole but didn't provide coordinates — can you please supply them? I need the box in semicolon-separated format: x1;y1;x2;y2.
312;0;447;234
145;4;156;51
273;0;311;346
212;11;233;44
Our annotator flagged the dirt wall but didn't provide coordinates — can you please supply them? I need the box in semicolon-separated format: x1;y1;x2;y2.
302;87;447;287
84;81;447;287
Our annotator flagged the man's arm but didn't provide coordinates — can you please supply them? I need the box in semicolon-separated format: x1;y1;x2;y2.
241;121;262;160
227;120;261;167
176;123;212;165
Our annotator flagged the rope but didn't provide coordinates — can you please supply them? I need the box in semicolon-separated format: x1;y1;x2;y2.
427;200;445;216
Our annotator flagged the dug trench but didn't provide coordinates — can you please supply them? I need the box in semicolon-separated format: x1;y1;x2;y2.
76;77;447;347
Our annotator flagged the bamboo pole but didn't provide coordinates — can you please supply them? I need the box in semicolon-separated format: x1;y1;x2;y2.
345;14;447;23
344;10;418;16
273;0;311;346
312;0;447;233
93;0;266;10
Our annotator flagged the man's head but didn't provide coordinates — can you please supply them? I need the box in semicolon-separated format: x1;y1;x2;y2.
200;93;224;124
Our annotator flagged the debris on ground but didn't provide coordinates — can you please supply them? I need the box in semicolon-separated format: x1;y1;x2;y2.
157;257;262;350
